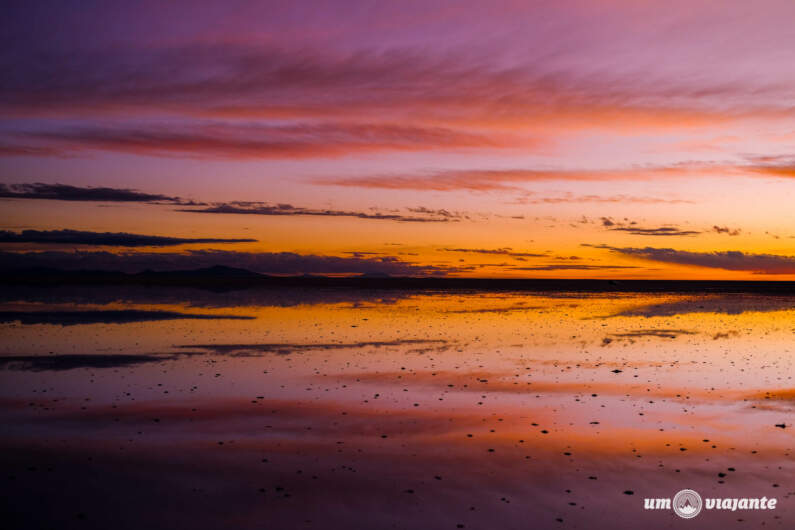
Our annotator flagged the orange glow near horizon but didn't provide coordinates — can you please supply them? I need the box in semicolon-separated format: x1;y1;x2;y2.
2;1;795;279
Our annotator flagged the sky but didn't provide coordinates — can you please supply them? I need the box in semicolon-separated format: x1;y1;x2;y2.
1;0;795;279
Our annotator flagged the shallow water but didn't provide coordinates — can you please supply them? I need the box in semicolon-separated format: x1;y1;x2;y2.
1;289;792;529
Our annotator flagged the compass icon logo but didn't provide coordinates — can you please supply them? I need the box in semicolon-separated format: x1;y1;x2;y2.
673;489;703;519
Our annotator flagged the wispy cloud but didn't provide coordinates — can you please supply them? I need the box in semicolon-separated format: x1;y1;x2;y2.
0;229;255;247
318;168;657;192
178;203;463;223
515;193;693;205
745;156;795;179
712;225;742;236
0;43;747;128
10;121;508;160
0;183;471;224
509;264;640;271
608;226;701;237
598;216;701;236
0;183;186;203
315;163;740;192
439;247;547;258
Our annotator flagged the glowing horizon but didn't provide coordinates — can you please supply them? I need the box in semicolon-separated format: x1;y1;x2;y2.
2;1;795;279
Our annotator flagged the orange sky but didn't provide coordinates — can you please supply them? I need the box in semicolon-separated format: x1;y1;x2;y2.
1;1;795;279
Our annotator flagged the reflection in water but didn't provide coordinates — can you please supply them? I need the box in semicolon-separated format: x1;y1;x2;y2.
0;290;792;529
0;309;254;326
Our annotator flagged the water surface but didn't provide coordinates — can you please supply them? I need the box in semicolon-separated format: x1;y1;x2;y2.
1;289;792;529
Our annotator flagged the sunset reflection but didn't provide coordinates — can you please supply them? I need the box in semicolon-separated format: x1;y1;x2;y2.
1;289;791;528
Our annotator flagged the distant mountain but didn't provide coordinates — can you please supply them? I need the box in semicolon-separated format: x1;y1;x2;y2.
136;265;265;278
359;271;391;278
2;267;795;294
0;265;268;289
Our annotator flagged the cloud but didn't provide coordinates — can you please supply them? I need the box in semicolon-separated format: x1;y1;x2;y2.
439;247;547;258
608;226;700;237
745;156;795;179
0;310;254;326
0;249;454;276
516;193;693;205
0;144;66;157
753;164;795;178
597;217;701;236
712;225;741;236
318;168;675;192
13;121;506;160
0;43;739;128
3;10;795;169
589;244;795;274
316;160;795;191
177;203;462;223
509;264;640;271
0;229;256;247
0;182;184;203
0;183;466;224
406;207;463;218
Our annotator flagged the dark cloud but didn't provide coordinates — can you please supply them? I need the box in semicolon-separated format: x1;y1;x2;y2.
0;183;465;224
439;247;547;258
406;207;463;218
0;310;254;326
0;249;453;276
509;264;641;271
0;353;179;371
608;226;700;236
596;217;700;236
178;203;461;223
588;244;795;274
0;229;255;247
712;225;742;236
0;182;185;203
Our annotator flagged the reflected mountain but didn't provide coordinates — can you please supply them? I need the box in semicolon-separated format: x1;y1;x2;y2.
0;310;254;326
0;354;179;371
610;295;795;318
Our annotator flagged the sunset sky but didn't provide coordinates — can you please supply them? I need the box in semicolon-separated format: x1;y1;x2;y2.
2;0;795;279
